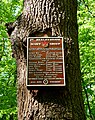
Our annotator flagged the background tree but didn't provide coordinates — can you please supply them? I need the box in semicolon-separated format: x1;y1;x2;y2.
78;0;95;119
6;0;86;120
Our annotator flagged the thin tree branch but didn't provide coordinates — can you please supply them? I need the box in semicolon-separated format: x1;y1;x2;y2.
81;77;93;120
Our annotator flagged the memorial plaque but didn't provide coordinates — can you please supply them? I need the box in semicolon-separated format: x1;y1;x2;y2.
27;37;65;86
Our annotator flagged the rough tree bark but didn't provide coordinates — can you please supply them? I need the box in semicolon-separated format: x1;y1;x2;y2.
6;0;86;120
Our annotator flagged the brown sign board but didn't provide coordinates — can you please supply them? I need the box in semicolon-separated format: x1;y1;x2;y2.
27;37;65;86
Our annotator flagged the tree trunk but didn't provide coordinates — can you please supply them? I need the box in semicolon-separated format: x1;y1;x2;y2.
7;0;86;119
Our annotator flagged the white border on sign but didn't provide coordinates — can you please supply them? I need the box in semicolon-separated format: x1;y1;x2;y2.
26;37;65;86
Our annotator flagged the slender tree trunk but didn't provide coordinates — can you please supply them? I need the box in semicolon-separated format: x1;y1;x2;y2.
7;0;86;119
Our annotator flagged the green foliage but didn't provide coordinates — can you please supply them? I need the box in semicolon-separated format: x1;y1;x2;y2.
0;0;95;119
78;0;95;119
0;0;23;119
0;39;17;120
0;0;23;23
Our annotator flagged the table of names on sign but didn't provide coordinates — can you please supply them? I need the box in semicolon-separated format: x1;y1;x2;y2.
27;37;65;86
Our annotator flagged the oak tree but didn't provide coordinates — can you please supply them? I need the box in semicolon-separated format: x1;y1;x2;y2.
6;0;86;119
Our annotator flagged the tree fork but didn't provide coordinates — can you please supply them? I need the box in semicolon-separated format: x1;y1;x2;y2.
6;0;86;119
